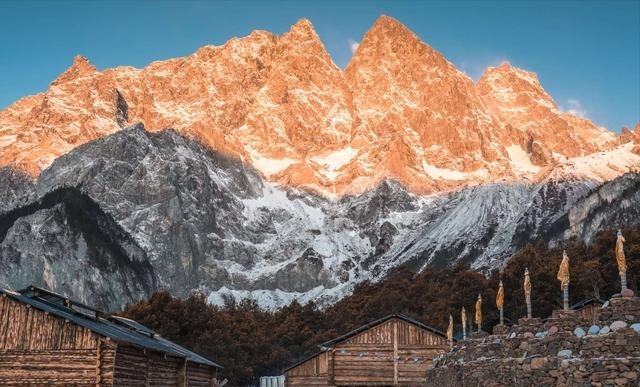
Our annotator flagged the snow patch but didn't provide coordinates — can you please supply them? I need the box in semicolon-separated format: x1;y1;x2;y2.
207;283;353;310
557;143;640;181
498;106;527;113
242;183;325;230
506;145;540;175
246;150;298;177
421;160;468;181
310;146;358;171
0;135;17;148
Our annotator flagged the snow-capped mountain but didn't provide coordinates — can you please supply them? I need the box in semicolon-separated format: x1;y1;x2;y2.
0;16;638;310
1;16;633;194
0;124;638;310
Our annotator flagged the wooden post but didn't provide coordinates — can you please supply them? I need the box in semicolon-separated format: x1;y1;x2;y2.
393;320;398;385
325;350;329;382
177;359;187;387
328;349;335;386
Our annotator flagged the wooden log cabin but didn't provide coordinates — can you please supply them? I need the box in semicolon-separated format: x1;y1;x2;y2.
0;285;222;387
283;314;450;387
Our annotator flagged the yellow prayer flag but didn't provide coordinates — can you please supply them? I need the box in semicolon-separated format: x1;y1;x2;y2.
461;306;467;328
557;250;570;289
496;280;504;309
524;268;532;298
616;230;627;275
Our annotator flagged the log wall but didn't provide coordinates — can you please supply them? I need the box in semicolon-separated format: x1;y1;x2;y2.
0;295;98;350
112;343;218;387
113;344;193;387
0;294;115;386
285;318;448;387
333;344;394;385
396;320;448;384
187;363;218;387
99;339;117;386
285;352;330;387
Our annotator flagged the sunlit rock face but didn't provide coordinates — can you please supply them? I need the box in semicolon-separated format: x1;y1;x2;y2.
477;63;618;163
620;124;640;155
0;16;631;196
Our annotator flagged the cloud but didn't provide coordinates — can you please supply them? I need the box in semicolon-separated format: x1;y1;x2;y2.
348;39;359;54
564;99;587;118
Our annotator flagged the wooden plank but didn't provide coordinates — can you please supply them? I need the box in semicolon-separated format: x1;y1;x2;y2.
0;349;99;385
342;320;393;345
0;297;9;348
393;319;398;385
177;359;186;387
99;340;116;387
95;337;102;387
328;349;334;385
286;375;329;387
286;317;449;387
186;364;215;387
0;297;100;351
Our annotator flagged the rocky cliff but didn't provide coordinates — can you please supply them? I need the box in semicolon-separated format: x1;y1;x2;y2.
0;15;638;310
0;185;155;311
0;124;638;309
0;16;630;195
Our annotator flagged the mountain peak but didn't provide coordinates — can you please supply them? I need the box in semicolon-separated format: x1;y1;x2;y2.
371;14;413;34
291;17;314;31
477;62;552;110
494;61;516;71
347;14;444;72
71;54;93;68
0;16;630;195
285;18;320;42
477;62;617;157
52;55;97;85
363;14;423;48
480;62;543;89
276;17;327;57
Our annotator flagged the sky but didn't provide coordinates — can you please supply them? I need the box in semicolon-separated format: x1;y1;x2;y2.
0;0;638;132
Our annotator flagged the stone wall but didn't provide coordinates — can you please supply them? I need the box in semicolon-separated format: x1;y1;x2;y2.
425;296;640;387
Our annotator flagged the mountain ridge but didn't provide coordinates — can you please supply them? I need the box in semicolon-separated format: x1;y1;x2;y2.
1;125;638;310
1;15;635;196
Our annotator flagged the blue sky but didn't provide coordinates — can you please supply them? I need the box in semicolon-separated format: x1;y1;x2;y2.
1;1;638;132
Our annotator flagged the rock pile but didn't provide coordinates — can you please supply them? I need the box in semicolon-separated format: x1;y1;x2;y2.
426;297;640;387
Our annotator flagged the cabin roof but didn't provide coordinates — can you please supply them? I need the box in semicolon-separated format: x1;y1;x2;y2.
320;313;448;348
0;285;222;369
283;313;447;373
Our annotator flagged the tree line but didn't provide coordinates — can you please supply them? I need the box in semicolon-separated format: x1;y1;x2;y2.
122;226;639;386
